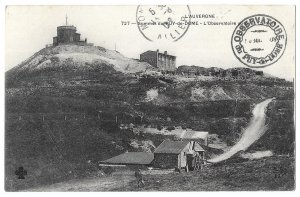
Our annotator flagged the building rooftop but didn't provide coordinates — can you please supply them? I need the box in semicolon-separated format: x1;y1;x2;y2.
57;25;76;30
194;142;205;152
154;139;205;154
154;140;190;154
141;50;176;57
101;152;154;165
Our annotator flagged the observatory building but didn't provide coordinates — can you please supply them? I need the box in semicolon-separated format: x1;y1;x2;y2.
140;49;176;71
53;16;90;46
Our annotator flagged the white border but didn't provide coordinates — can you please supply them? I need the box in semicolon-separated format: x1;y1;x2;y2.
0;0;298;197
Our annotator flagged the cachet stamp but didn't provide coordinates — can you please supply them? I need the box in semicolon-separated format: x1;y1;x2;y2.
136;5;191;42
231;14;287;68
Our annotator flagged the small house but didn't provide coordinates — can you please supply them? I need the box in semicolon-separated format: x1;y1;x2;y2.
153;140;205;170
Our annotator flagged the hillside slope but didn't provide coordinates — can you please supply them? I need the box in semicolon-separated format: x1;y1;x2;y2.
5;44;294;191
6;45;153;87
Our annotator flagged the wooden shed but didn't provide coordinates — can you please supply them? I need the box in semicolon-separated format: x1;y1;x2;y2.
153;140;205;170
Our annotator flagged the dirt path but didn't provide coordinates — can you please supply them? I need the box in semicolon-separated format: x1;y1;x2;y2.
24;169;174;191
22;157;294;191
25;173;136;191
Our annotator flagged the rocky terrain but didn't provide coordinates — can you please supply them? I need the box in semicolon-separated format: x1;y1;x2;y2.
5;44;294;191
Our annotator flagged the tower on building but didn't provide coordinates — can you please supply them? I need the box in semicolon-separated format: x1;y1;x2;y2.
53;15;89;46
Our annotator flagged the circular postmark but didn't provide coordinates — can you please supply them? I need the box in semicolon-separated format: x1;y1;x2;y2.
231;14;287;68
136;5;191;42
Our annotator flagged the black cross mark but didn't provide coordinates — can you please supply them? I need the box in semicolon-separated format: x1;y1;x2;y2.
15;167;27;179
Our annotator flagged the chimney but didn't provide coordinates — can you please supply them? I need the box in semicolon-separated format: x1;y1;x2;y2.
164;51;167;55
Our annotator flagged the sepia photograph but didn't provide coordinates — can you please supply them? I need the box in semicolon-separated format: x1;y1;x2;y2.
3;3;296;192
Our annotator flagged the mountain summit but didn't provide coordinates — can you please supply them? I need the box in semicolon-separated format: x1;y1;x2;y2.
8;45;153;74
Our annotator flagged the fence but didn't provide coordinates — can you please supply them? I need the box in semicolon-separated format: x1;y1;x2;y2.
6;112;143;124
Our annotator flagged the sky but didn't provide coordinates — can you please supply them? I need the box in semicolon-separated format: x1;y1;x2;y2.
5;5;295;80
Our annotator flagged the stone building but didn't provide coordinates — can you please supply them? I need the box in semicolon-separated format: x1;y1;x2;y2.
140;50;176;71
101;139;206;170
153;140;205;169
53;16;90;46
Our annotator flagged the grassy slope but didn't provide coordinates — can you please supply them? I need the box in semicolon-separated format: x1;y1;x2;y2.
115;156;295;191
25;156;294;191
5;58;295;191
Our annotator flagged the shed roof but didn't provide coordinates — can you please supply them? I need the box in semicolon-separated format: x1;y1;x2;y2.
194;142;205;152
154;140;189;154
101;152;154;165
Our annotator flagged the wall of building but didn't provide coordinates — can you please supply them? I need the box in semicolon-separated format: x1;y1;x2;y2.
57;28;76;43
53;37;57;45
74;33;81;42
180;152;187;168
140;51;176;71
140;51;158;67
179;143;193;168
157;54;176;71
153;153;179;169
53;26;84;46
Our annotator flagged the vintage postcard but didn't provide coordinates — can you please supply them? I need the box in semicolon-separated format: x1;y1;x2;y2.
5;5;295;191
